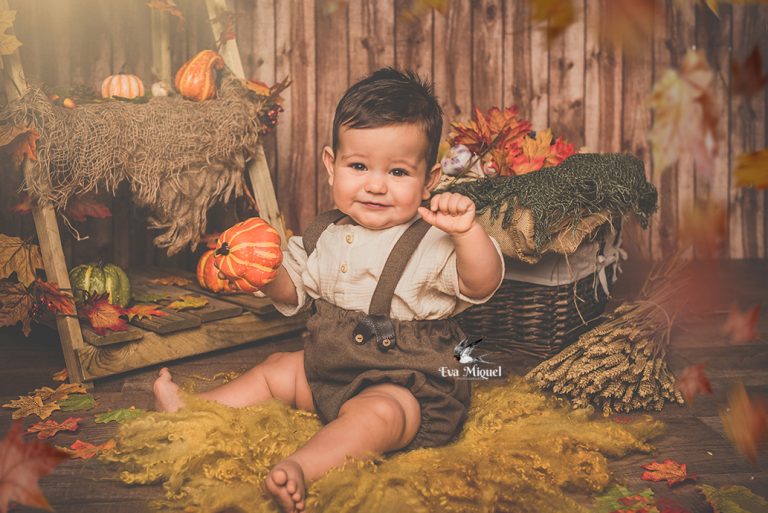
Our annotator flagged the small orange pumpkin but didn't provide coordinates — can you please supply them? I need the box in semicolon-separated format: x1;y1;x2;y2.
175;50;225;101
214;218;282;291
196;249;239;293
101;73;145;99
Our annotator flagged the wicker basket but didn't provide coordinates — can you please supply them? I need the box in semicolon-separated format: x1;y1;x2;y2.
455;223;623;359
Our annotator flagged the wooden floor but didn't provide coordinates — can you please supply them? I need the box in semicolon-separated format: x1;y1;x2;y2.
2;260;767;513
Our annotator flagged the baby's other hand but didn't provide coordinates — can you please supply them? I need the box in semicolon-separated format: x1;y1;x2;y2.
417;192;476;235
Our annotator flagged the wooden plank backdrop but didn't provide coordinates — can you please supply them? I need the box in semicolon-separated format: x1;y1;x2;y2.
1;0;766;269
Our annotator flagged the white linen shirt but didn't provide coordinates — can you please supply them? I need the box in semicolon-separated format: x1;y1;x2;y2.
271;215;505;320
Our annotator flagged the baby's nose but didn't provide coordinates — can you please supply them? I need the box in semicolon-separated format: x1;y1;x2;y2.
364;173;387;192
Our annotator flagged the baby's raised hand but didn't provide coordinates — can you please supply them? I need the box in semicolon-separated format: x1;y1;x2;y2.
417;192;476;235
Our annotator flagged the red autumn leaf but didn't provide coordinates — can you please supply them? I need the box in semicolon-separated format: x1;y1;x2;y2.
63;196;112;222
0;420;69;513
124;303;169;321
63;438;116;460
9;192;32;215
641;459;696;487
655;496;693;513
732;46;768;98
0;280;34;336
33;279;76;317
52;369;68;382
676;363;713;406
720;382;768;463
25;417;81;440
722;303;761;344
77;292;129;335
0;125;39;164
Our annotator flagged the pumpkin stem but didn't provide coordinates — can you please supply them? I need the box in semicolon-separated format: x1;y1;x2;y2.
215;242;230;256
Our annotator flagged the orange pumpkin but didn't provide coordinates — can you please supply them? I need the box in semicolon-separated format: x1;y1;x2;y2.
175;50;225;101
196;249;239;293
214;218;282;291
101;73;145;99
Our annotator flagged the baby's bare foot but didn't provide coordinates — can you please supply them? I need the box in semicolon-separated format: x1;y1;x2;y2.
265;459;306;512
153;368;184;412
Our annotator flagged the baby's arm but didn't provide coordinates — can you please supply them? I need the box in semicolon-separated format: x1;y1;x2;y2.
417;192;503;300
259;266;299;307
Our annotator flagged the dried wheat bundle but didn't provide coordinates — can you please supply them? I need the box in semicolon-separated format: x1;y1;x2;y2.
525;256;688;415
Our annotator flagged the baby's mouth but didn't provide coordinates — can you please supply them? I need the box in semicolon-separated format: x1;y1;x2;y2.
359;201;389;208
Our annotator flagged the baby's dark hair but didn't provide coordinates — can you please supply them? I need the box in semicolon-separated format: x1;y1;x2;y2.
332;67;444;170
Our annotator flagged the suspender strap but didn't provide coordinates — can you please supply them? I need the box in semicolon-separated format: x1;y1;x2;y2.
302;209;348;256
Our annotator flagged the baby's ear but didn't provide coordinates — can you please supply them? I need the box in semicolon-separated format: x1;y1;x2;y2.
423;163;442;198
322;146;336;185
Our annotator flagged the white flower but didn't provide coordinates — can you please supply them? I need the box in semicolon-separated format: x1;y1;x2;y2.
440;144;473;176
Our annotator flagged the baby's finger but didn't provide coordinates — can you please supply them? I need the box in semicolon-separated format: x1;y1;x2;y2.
437;192;452;213
429;194;441;212
448;193;466;215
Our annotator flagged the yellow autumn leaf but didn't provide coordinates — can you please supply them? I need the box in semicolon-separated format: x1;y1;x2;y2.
2;395;61;420
0;280;33;335
649;49;719;180
519;129;555;159
0;9;21;64
0;234;44;287
733;149;768;189
167;294;209;311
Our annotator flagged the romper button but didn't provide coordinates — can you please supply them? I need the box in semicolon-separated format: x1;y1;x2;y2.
340;263;348;273
382;338;391;347
354;333;365;344
345;234;353;244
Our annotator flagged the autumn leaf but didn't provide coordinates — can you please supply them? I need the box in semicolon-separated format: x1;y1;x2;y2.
597;0;655;58
202;232;221;250
641;459;696;487
77;292;129;335
63;196;112;222
132;291;170;303
124;303;169;321
9;192;32;215
150;275;192;287
25;417;81;440
61;438;116;460
528;0;575;43
676;363;713;405
2;395;60;420
0;9;22;70
720;382;768;463
145;0;185;30
33;278;76;317
167;294;208;311
649;49;719;182
679;200;727;259
0;234;44;287
0;280;33;335
722;303;761;344
58;393;96;412
33;383;87;404
399;0;450;22
0;420;69;513
732;46;768;98
698;484;768;513
94;407;145;424
52;368;68;382
508;129;575;175
594;484;656;513
0;124;38;163
733;149;768;189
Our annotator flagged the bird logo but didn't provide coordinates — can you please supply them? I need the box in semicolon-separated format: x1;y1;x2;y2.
453;336;494;364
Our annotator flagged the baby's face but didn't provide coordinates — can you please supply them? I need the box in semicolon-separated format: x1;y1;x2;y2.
324;123;440;230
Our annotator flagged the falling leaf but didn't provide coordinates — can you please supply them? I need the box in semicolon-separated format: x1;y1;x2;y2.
61;439;116;460
732;46;768;98
124;303;169;321
0;10;22;62
594;484;657;513
0;420;69;513
720;382;768;463
641;459;696;487
722;303;761;344
676;363;713;405
77;292;129;335
649;49;719;182
145;0;185;30
94;407;145;424
132;291;170;303
0;124;38;164
150;275;192;287
63;196;112;222
33;383;87;404
698;484;768;513
528;0;576;43
58;393;96;412
679;200;727;258
33;279;76;317
0;234;44;287
0;280;33;335
52;368;68;382
167;294;209;311
2;395;60;420
598;0;655;58
733;149;768;189
25;417;81;440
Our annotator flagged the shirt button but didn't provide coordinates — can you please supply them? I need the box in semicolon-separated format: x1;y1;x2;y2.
340;263;348;273
345;234;354;244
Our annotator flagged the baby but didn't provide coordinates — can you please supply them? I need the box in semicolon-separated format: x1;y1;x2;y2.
153;68;505;513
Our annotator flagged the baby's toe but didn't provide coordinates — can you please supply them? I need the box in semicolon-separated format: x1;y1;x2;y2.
270;468;288;486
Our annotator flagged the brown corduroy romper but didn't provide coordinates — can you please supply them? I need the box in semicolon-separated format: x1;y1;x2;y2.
300;209;472;451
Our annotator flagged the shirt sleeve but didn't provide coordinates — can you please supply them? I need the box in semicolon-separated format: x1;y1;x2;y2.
268;235;312;317
435;235;506;316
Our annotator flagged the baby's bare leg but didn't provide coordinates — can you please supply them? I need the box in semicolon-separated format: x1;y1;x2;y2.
265;383;421;513
153;350;315;412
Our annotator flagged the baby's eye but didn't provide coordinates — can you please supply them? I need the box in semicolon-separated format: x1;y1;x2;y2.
390;168;409;177
350;163;366;171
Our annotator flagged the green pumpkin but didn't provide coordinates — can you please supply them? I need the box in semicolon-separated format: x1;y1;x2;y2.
68;262;131;307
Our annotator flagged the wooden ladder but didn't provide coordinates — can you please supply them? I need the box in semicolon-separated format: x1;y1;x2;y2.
0;0;292;384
